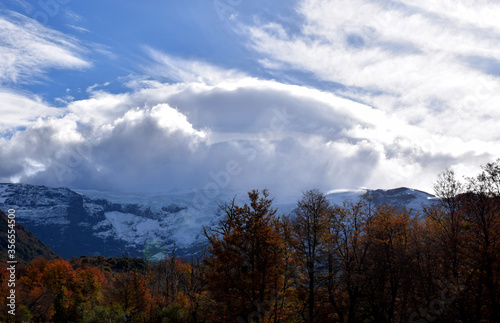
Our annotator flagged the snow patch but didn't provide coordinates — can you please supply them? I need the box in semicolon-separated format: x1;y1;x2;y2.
104;211;161;245
0;184;9;204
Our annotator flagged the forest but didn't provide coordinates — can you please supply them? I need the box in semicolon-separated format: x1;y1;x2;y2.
1;161;500;322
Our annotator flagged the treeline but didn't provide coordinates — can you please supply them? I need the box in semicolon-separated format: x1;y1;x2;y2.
1;161;500;322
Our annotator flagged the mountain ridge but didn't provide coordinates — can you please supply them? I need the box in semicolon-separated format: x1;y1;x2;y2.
0;183;437;259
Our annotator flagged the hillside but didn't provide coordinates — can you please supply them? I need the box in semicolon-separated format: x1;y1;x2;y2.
0;209;58;263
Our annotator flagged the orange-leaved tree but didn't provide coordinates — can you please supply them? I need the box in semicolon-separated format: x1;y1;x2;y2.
203;189;286;322
287;189;332;322
42;259;78;322
106;270;153;320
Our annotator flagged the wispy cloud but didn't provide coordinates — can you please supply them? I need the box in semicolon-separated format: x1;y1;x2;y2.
66;24;89;34
0;10;90;84
243;0;500;143
142;47;246;85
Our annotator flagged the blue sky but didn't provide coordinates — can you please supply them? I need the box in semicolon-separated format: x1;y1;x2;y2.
1;0;500;195
1;0;304;101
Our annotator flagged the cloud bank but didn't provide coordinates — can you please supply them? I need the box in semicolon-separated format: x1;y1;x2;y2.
2;53;495;195
1;2;499;197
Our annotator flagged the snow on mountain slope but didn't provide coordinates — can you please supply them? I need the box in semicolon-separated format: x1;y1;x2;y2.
0;183;437;259
74;188;234;253
326;187;437;212
325;188;368;206
0;185;8;203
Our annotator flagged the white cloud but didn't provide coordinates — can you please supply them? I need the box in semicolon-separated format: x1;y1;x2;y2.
1;56;497;194
143;47;246;85
1;4;499;197
0;10;90;84
0;90;64;132
150;104;207;139
66;24;89;34
243;0;500;142
67;91;132;125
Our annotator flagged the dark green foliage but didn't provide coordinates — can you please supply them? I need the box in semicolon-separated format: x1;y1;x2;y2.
82;304;126;323
157;303;188;323
70;255;149;274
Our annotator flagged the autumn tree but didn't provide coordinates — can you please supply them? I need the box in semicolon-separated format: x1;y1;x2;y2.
287;189;332;322
41;259;79;322
75;265;108;316
423;169;470;321
203;189;286;322
185;250;209;322
148;250;187;308
147;248;206;322
460;161;500;322
327;199;373;323
419;161;500;322
363;205;423;322
429;170;466;281
106;271;152;320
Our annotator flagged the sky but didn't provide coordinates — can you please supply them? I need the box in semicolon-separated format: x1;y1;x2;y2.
1;0;500;196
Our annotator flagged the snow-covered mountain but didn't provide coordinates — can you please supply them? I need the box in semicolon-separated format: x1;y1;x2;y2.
325;187;437;211
0;183;437;259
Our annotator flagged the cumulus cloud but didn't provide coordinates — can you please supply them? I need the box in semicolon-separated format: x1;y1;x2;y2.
1;54;496;195
0;90;64;132
0;10;90;84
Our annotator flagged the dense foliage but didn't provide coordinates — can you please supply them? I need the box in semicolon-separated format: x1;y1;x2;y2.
1;161;500;322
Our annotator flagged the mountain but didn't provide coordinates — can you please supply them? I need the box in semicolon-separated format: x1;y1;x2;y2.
0;183;437;259
325;187;437;211
0;183;231;259
0;209;59;263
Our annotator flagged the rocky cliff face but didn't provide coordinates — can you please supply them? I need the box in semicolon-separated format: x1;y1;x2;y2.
0;183;199;259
